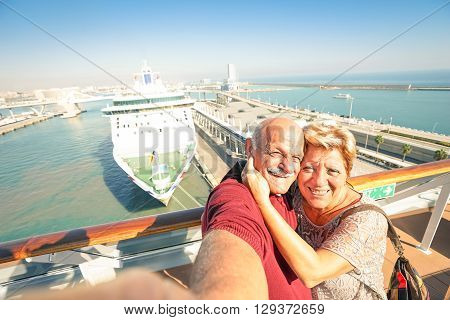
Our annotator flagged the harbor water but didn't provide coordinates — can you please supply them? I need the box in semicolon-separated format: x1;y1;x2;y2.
241;86;450;135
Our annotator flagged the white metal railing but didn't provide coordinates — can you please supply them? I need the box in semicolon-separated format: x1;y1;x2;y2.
378;172;450;254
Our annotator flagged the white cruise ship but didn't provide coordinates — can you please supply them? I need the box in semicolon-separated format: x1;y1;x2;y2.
102;63;197;205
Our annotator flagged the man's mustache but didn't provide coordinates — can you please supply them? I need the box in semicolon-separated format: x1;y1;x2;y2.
267;166;294;178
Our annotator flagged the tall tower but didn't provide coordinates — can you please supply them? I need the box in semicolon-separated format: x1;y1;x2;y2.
221;63;239;92
228;64;237;82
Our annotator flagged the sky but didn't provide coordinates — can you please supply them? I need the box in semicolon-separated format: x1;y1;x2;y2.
1;0;449;91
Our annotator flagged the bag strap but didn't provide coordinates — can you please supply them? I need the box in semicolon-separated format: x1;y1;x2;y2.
341;204;405;258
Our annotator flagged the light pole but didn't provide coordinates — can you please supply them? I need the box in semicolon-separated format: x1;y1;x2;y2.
348;98;354;118
388;117;393;134
432;122;438;133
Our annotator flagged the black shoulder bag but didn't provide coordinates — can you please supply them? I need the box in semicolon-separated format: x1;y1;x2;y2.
341;204;430;300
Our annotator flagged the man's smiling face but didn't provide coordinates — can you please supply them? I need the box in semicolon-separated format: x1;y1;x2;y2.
248;118;304;195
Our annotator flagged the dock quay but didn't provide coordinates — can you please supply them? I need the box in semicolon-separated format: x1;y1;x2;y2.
192;97;388;187
195;91;449;166
193;102;388;185
0;114;56;136
192;99;388;179
194;132;230;187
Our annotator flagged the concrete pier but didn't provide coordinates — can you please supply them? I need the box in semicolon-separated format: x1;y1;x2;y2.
198;92;449;166
192;99;383;179
0;115;55;136
195;133;231;186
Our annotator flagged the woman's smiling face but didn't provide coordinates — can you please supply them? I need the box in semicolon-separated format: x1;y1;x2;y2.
298;145;349;214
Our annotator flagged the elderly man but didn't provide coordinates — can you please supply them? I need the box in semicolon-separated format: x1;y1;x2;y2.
24;118;309;300
190;117;310;299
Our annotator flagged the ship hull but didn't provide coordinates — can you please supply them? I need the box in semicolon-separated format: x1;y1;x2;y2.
104;101;197;206
112;144;195;206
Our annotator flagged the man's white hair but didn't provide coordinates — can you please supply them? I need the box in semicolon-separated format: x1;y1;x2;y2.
250;122;264;150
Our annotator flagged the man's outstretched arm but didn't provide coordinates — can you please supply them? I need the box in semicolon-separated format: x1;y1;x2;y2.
190;229;269;299
20;230;268;299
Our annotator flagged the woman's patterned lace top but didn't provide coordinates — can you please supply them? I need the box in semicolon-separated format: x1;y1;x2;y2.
293;193;388;300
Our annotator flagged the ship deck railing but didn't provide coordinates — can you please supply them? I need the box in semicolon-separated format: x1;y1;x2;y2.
0;159;449;299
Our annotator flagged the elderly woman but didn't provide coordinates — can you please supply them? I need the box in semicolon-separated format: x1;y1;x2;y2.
244;122;388;299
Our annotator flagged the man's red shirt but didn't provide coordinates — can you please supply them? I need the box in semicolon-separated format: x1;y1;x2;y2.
201;162;311;300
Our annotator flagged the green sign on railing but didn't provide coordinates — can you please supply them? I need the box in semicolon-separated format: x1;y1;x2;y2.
362;183;396;200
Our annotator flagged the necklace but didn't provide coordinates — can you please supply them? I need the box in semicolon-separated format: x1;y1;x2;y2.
301;189;362;226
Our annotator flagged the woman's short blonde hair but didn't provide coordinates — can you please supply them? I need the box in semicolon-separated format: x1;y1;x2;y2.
303;122;357;175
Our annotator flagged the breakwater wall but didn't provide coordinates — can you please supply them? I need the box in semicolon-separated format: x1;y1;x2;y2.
253;83;450;91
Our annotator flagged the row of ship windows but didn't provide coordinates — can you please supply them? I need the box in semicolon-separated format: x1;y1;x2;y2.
116;124;190;131
114;110;188;121
104;104;191;115
116;126;193;137
106;109;186;115
115;117;189;128
115;116;188;123
112;96;185;106
116;128;161;136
